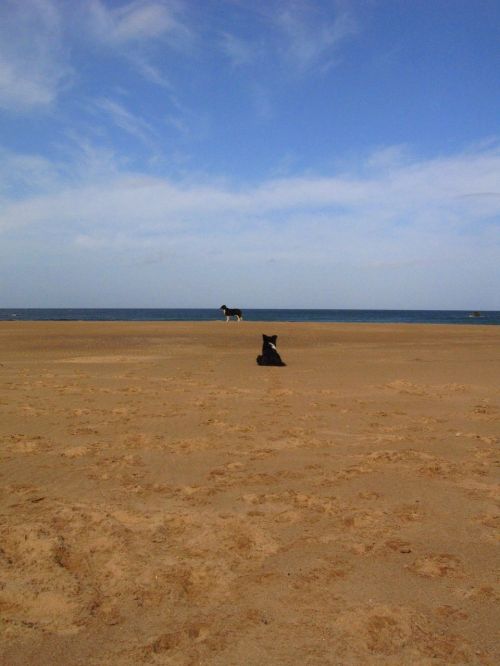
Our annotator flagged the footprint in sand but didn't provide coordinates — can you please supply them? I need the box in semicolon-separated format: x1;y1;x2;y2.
455;585;498;601
393;503;424;523
473;513;500;543
383;380;428;396
385;539;413;554
472;403;499;419
68;426;100;436
409;553;463;578
342;509;386;530
334;603;474;661
434;605;468;621
61;445;92;458
143;621;213;659
475;513;500;529
5;435;48;455
418;459;461;479
208;462;245;480
358;491;381;500
334;604;416;656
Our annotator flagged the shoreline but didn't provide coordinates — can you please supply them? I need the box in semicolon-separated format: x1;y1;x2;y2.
2;307;499;327
1;320;498;327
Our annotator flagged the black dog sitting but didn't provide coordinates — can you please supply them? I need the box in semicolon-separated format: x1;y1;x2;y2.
256;334;286;366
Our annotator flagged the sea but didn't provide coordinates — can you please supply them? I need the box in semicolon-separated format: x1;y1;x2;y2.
0;309;499;325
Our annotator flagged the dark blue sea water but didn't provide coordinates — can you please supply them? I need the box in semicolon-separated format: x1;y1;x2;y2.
0;309;499;324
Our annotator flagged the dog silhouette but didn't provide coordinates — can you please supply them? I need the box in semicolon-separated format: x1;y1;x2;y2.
256;334;286;366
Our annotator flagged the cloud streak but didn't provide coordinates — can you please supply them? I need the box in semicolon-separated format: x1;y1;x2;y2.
273;2;357;73
93;98;158;147
219;1;358;75
87;0;190;46
0;0;72;111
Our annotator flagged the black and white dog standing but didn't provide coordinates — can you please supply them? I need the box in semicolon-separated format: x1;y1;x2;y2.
220;305;243;322
256;334;286;366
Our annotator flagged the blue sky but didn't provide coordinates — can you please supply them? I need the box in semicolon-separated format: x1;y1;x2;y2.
0;0;499;309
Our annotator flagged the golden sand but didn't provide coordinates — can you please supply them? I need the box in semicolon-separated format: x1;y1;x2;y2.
1;322;499;664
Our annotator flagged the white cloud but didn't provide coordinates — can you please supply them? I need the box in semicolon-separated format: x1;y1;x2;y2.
0;0;72;111
87;0;191;47
1;142;499;307
2;143;499;233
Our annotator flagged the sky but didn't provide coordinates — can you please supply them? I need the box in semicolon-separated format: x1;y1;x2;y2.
0;0;499;309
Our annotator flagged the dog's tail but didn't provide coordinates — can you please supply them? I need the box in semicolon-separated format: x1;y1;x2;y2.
256;355;263;365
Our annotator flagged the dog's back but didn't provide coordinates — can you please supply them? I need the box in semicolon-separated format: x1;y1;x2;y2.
256;334;286;366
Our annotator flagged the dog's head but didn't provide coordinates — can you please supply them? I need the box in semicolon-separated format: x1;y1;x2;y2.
263;334;278;348
220;305;227;310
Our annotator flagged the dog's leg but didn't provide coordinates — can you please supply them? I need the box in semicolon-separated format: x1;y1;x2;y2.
226;316;229;322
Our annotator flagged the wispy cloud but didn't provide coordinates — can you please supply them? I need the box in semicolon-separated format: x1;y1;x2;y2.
219;31;258;67
273;2;358;73
87;0;192;47
131;58;172;89
0;0;72;111
219;1;358;75
84;1;193;96
93;98;157;147
87;0;190;46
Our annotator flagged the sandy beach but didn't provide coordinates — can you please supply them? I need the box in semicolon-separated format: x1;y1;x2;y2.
0;321;499;665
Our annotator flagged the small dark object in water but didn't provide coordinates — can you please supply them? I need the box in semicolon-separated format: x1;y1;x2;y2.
256;334;286;366
470;311;481;318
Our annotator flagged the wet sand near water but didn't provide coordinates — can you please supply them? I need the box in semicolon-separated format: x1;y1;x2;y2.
1;321;499;664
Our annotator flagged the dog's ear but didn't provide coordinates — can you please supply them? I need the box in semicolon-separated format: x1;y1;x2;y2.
271;335;278;343
262;334;269;341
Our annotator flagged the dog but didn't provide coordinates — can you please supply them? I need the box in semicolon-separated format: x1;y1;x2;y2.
220;305;243;322
256;334;286;366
